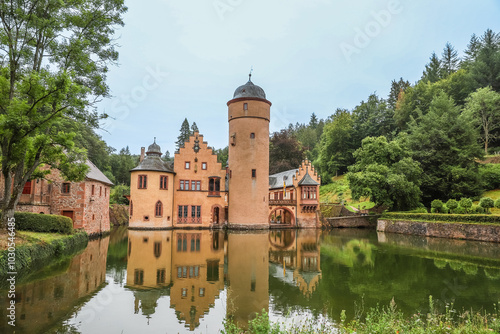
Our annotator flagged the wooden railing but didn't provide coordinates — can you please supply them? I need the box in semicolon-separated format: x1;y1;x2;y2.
269;199;297;206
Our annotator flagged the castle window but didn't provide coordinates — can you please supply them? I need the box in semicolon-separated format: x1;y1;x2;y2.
160;175;168;189
91;185;95;195
302;186;317;199
244;103;248;110
138;175;147;189
130;201;133;216
22;181;32;195
196;181;201;191
202;162;207;170
180;180;190;190
157;269;166;284
209;177;220;196
185;161;190;169
250;132;255;139
100;186;102;196
134;269;144;285
154;242;162;258
252;169;256;178
155;201;163;217
199;288;205;297
62;183;71;194
105;188;107;197
191;180;196;190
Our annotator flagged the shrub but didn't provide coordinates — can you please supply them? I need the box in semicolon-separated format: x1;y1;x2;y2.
495;198;500;209
431;200;443;211
480;197;495;214
459;197;473;213
472;205;485;214
14;212;73;234
440;204;449;214
445;199;458;212
381;212;500;224
454;206;466;214
409;207;428;213
479;163;500;189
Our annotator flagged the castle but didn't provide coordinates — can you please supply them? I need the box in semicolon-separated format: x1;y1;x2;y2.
128;77;320;229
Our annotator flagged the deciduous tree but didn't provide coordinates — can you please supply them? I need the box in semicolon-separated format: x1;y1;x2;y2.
465;87;500;154
315;109;355;181
269;130;305;174
0;0;127;227
346;135;423;211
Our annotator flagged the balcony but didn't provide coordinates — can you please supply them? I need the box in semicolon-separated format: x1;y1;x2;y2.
269;199;297;206
18;194;50;205
177;217;202;224
208;191;220;197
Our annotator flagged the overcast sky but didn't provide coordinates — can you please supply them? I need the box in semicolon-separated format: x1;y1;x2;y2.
97;0;500;156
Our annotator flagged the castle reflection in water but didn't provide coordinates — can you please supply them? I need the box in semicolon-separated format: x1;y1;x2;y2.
126;229;321;330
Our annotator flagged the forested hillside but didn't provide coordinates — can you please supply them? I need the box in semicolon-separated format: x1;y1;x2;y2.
271;29;500;211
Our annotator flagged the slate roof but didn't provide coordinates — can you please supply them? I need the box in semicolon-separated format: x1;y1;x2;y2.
269;169;298;190
130;155;174;173
85;160;114;185
298;173;320;186
233;78;267;100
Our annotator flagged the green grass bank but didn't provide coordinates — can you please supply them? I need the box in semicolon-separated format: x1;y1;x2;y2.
0;230;88;277
222;298;500;333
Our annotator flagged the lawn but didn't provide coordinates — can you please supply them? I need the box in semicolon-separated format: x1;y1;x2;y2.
0;230;75;251
319;175;375;212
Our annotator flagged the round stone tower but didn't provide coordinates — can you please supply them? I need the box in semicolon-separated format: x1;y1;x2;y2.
227;75;271;228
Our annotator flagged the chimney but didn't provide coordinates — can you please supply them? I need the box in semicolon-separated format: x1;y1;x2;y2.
140;147;145;162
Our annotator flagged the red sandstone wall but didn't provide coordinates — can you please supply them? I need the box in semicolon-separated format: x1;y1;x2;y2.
82;181;111;234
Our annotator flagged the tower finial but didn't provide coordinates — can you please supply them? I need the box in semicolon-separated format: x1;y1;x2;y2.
154;137;156;143
249;66;253;82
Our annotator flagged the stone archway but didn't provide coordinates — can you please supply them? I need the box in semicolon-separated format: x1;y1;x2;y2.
269;207;295;226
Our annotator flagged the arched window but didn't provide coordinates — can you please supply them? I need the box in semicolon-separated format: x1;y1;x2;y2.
130;201;133;216
155;201;163;217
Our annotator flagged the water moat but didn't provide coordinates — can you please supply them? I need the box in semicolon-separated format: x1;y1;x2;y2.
1;227;500;333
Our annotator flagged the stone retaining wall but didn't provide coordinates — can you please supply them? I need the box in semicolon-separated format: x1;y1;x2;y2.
325;216;377;228
378;220;500;243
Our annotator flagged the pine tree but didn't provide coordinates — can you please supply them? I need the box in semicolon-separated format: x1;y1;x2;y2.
470;29;500;91
162;150;174;162
441;42;460;77
464;33;481;63
191;122;199;133
421;52;441;83
176;118;191;149
388;77;410;110
309;113;319;128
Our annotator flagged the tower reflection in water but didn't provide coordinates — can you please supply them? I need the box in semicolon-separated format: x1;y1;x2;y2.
126;229;322;330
